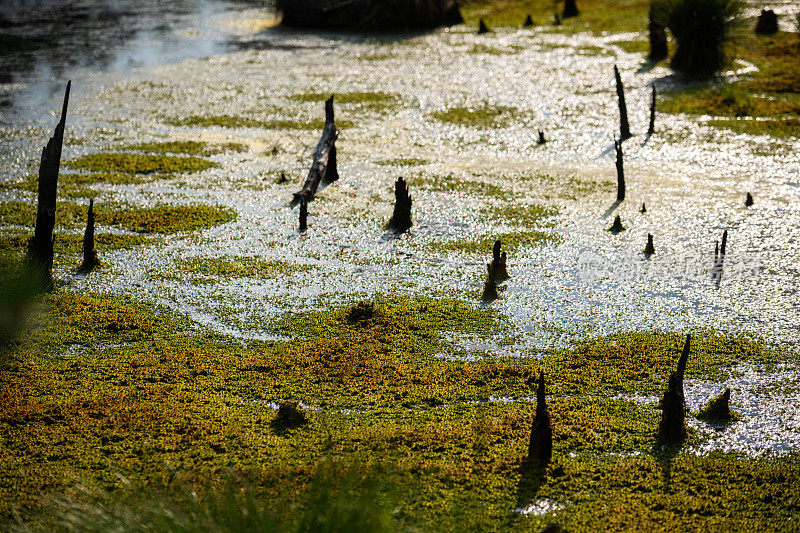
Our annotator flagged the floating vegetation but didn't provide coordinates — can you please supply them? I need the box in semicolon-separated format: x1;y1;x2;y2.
292;91;400;111
66;153;217;174
168;115;355;130
432;104;517;128
149;256;315;284
0;231;156;256
125;141;248;156
426;230;561;254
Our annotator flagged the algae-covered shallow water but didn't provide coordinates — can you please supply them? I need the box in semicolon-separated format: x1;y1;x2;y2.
1;0;799;462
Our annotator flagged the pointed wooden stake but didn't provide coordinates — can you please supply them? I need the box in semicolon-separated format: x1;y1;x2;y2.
615;140;625;201
608;215;625;234
386;177;412;232
658;334;690;443
648;85;657;136
698;388;732;422
523;14;534;27
745;193;754;207
644;233;655;256
527;372;553;466
26;80;71;291
79;199;100;272
478;19;490;34
491;240;510;281
614;65;631;140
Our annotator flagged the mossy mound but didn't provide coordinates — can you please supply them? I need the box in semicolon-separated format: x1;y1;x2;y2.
432;104;517;128
125;141;247;156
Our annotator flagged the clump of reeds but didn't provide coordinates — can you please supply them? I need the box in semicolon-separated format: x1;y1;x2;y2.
277;0;463;31
653;0;743;77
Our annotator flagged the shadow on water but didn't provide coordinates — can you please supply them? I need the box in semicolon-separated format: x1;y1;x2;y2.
651;442;681;490
601;198;623;219
514;458;547;511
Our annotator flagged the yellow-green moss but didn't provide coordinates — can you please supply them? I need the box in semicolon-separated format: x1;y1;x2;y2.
0;201;236;234
706;118;800;139
292;91;400;113
0;293;797;529
168;115;356;130
486;203;559;228
376;157;429;167
125;141;247;156
66;153;217;174
426;230;561;254
0;231;156;256
432;104;517;128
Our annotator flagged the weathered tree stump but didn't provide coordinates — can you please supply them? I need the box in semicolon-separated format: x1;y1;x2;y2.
478;18;490;34
648;7;668;61
79;199;100;273
292;95;339;206
537;130;547;145
644;233;655;256
615;139;625;201
491;240;510;282
648;85;657;136
608;215;625;234
745;192;754;207
271;401;308;432
640;202;647;213
524;14;534;27
386;177;412;232
697;388;732;422
528;372;552;467
658;334;691;443
755;9;778;35
276;171;288;184
562;0;578;19
26;80;71;292
481;263;498;302
614;65;631;141
299;197;308;232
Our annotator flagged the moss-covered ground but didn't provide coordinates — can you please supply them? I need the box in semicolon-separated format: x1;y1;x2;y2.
1;293;797;531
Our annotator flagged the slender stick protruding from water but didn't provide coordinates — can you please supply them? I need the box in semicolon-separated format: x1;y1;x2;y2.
614;65;631;140
711;230;728;284
27;80;71;291
79;199;100;273
299;198;308;232
658;334;690;443
648;85;657;136
615;140;625;201
537;130;547;145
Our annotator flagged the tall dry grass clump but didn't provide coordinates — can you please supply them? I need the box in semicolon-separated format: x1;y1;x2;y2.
277;0;463;31
653;0;743;77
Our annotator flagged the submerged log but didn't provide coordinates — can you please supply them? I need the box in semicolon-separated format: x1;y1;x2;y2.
648;85;657;136
277;0;463;31
608;215;625;234
644;233;655;256
478;18;490;34
523;14;534;27
745;192;754;207
481;263;498;302
614;65;632;140
648;7;668;61
491;239;510;282
26;80;71;291
299;198;308;232
658;334;691;443
292;95;339;206
79;199;100;272
386;177;412;232
562;0;578;19
615;140;625;201
527;372;552;466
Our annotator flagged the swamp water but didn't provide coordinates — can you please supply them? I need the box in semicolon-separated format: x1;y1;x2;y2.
1;0;798;457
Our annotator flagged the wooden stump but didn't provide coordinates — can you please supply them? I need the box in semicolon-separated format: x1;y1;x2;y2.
491;239;510;282
644;233;655;256
481;263;498;302
608;215;625;234
658;334;690;443
562;0;578;19
26;80;71;291
755;9;778;35
478;19;490;34
527;372;552;467
614;65;631;140
537;130;547;145
640;203;647;213
292;95;339;205
79;199;100;273
386;177;412;232
523;14;534;27
745;193;754;207
697;388;732;422
299;197;308;232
